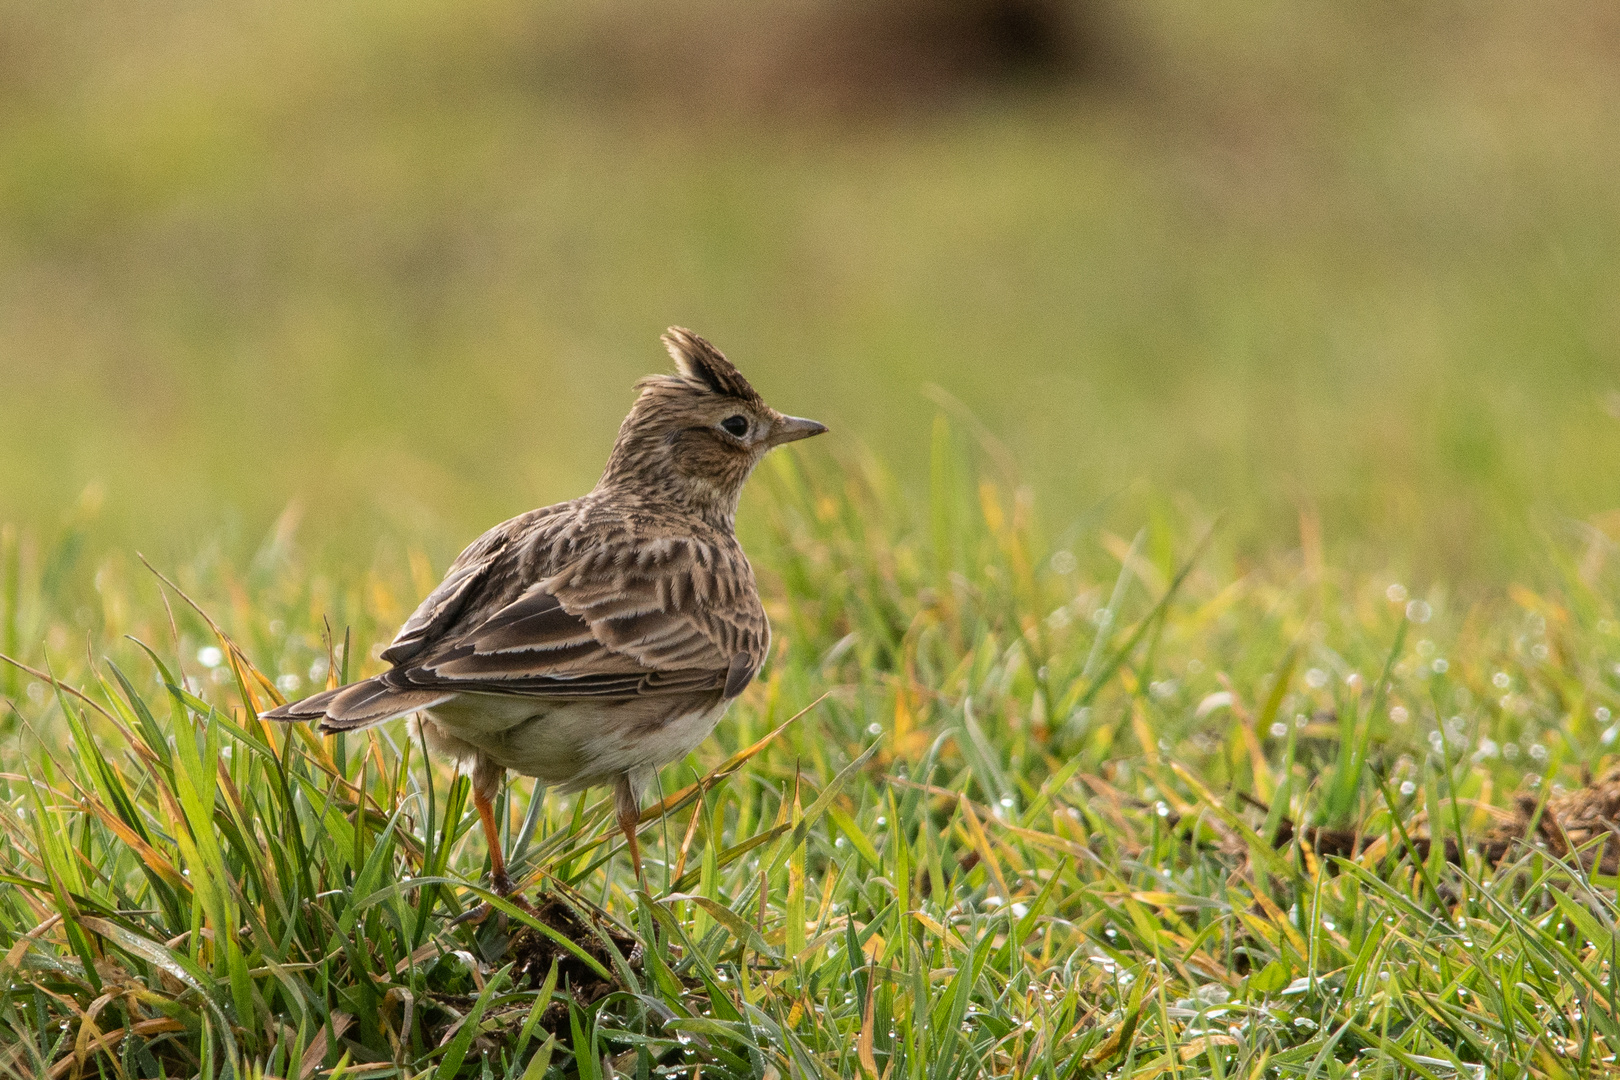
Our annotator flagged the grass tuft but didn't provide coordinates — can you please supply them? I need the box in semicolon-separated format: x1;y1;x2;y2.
2;429;1619;1077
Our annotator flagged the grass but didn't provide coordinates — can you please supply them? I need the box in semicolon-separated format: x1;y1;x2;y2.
3;429;1620;1078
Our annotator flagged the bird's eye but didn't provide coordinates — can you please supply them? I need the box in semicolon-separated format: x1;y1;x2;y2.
720;415;749;438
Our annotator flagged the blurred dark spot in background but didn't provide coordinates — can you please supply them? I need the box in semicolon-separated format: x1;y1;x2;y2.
0;0;1617;580
541;0;1124;114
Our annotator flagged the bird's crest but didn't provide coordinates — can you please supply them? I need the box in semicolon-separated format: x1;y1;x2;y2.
662;327;763;404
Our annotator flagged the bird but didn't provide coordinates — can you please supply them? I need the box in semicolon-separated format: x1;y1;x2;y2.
262;327;826;903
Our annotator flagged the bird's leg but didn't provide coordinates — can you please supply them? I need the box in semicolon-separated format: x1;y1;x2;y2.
453;757;511;927
614;773;646;891
473;756;514;896
474;800;514;898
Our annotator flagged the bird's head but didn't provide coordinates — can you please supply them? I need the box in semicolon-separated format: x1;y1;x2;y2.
598;327;827;523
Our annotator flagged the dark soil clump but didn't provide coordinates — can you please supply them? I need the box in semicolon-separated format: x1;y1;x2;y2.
508;894;642;1008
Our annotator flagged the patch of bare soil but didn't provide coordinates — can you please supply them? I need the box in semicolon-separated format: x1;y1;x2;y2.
1257;768;1620;875
1499;769;1620;874
1083;760;1620;879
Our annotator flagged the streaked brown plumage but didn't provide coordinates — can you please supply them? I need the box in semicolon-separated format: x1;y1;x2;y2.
263;328;826;899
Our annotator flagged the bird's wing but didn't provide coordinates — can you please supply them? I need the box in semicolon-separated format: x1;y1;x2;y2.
381;507;547;665
389;517;769;700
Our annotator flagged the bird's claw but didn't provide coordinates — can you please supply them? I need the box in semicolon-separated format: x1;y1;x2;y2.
451;901;495;927
450;870;518;926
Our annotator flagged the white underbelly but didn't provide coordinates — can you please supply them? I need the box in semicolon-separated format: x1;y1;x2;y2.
410;694;729;792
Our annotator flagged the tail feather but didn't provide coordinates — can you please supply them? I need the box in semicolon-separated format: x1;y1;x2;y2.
259;686;343;721
261;676;449;733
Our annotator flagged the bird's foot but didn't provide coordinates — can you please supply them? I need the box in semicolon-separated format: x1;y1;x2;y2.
450;902;494;927
450;870;519;926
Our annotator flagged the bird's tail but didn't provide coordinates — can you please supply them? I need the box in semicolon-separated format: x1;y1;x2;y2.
260;675;449;734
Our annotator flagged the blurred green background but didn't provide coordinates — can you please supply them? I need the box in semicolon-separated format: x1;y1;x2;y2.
1;0;1617;580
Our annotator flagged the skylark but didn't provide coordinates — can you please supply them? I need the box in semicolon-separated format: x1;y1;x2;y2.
264;328;826;898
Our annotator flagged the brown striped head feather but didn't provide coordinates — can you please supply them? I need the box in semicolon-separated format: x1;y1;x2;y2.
598;328;826;524
661;327;765;404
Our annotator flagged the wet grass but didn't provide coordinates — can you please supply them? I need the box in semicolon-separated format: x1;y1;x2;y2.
3;433;1620;1077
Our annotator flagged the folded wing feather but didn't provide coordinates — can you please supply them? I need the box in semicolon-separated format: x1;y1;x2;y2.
263;504;768;729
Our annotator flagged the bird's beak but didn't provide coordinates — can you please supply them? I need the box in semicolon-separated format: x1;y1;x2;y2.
767;415;829;448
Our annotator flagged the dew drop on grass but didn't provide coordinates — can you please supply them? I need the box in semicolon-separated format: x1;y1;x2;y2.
1400;781;1416;796
1305;668;1328;689
1493;671;1511;689
1390;706;1409;724
1597;706;1612;723
1431;658;1448;674
867;722;883;736
1406;600;1432;624
276;674;301;695
999;795;1015;809
1269;722;1288;738
197;646;223;668
1386;584;1408;603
